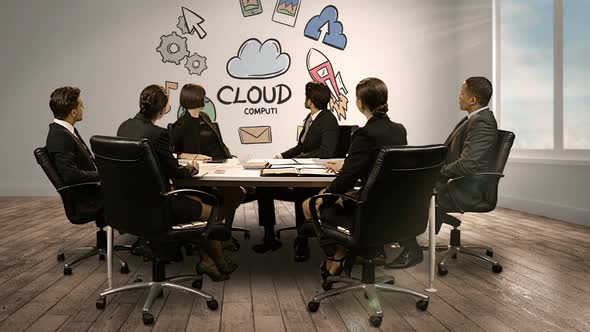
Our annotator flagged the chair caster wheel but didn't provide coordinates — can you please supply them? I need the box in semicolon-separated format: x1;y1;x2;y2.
486;250;494;258
142;312;154;325
95;297;106;309
57;253;65;262
244;232;251;240
437;265;448;276
492;264;503;273
451;253;457;259
120;264;129;274
99;254;105;261
133;278;143;283
207;299;218;311
192;279;203;290
369;315;383;327
417;299;429;311
64;266;72;275
364;293;369;300
385;279;395;285
308;301;320;312
321;281;333;291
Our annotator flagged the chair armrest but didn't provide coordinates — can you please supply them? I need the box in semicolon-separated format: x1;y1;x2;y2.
446;173;504;213
161;189;220;233
57;182;101;193
308;193;360;239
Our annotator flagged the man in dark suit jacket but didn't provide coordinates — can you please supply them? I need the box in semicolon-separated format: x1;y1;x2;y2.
387;76;498;269
46;86;103;222
254;82;340;260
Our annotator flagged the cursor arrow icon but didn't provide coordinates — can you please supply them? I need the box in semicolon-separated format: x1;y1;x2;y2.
182;7;207;39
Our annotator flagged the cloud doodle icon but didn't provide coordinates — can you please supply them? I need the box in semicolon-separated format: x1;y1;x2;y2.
304;5;347;50
226;38;291;79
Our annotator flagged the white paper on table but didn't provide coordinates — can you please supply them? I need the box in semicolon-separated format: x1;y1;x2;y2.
293;158;322;164
266;159;299;165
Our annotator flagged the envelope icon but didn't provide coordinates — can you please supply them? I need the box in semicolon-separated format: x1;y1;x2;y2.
238;126;272;144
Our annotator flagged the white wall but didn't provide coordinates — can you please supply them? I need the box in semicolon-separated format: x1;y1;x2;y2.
0;0;467;196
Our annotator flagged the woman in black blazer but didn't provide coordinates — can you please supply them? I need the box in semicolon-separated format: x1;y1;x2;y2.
303;78;407;279
169;84;246;252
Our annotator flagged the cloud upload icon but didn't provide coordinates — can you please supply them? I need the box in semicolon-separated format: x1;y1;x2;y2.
226;38;291;79
304;5;347;50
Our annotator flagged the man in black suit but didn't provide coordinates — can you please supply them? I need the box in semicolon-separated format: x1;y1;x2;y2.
253;82;340;260
46;87;98;185
386;76;498;269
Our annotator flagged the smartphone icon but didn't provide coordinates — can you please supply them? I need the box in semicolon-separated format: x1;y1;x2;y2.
272;0;301;27
240;0;263;17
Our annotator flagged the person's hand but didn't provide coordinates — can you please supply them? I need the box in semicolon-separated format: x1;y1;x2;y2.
273;154;283;159
324;160;343;173
187;160;200;175
194;154;212;161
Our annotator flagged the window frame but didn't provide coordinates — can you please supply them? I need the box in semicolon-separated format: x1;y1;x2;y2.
494;0;590;164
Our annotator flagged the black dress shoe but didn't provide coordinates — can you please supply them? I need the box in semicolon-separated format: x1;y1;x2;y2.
293;237;310;262
385;247;423;269
252;238;282;253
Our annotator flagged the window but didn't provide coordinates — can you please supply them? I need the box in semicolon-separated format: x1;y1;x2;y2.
564;0;590;149
500;0;554;149
497;0;590;158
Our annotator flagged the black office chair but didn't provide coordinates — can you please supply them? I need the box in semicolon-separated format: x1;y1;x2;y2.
275;125;359;240
90;135;228;325
305;145;446;327
435;130;515;276
167;122;251;248
33;147;130;276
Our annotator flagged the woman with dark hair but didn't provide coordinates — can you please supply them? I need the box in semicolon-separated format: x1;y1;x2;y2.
169;84;246;252
117;84;236;282
302;77;408;279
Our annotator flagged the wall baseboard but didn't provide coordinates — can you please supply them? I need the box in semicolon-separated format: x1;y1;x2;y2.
498;195;590;227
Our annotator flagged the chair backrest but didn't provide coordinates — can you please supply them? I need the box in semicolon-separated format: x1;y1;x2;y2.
336;125;359;158
33;147;100;224
354;145;446;247
489;130;515;173
456;129;515;213
90;135;173;236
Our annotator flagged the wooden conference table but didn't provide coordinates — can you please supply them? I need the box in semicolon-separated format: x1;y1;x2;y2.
105;159;438;292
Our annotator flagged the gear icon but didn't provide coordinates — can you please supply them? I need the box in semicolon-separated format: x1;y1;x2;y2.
177;16;189;34
185;53;207;75
156;32;189;65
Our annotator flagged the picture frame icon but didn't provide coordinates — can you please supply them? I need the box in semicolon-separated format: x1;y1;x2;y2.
240;0;263;17
272;0;302;27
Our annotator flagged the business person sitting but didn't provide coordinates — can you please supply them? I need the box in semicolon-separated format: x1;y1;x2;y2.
45;86;107;231
253;82;340;261
117;84;236;281
386;76;498;269
46;86;98;185
169;83;246;250
302;77;407;279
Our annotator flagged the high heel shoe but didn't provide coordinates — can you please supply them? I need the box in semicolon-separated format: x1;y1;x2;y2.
320;257;346;281
196;261;230;282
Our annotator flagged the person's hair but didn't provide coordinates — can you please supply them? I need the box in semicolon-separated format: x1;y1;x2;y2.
139;84;168;120
49;86;81;119
465;76;493;107
305;82;331;110
180;84;206;109
356;77;388;114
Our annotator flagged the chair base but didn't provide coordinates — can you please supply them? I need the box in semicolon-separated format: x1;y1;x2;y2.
421;227;502;276
97;275;217;325
307;274;429;327
58;245;131;275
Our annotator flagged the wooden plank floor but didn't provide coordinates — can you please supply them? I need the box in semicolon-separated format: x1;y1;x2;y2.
0;197;588;332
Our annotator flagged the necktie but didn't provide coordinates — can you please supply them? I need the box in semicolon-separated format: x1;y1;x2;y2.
299;115;313;143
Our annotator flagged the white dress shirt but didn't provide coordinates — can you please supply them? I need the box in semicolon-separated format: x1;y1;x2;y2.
467;106;489;119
